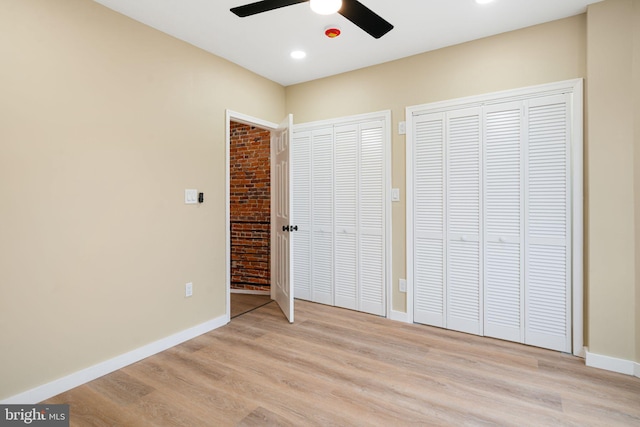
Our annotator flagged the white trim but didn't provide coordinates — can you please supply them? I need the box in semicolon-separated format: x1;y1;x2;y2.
1;315;228;404
226;110;279;131
585;350;636;376
389;310;411;323
293;110;392;133
635;362;640;378
225;110;279;323
406;79;584;354
230;289;271;295
570;80;584;358
406;79;584;116
405;107;415;325
383;111;393;319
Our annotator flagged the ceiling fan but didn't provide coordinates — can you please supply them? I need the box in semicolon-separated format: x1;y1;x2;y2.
230;0;394;39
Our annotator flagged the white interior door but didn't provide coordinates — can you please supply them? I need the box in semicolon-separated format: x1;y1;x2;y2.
272;114;294;323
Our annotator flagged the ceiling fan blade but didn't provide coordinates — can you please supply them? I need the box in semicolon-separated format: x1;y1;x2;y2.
338;0;393;39
231;0;309;17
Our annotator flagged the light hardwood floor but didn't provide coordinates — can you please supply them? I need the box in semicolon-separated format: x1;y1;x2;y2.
45;300;640;426
230;293;272;318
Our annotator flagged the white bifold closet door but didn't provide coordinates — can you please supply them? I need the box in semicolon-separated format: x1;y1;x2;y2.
446;107;482;335
411;93;572;353
292;119;386;317
483;100;524;343
292;128;334;305
291;130;312;301
357;121;386;315
310;128;334;305
412;108;483;335
524;95;572;352
413;113;445;327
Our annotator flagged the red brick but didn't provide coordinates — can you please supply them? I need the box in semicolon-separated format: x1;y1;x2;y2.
230;122;271;291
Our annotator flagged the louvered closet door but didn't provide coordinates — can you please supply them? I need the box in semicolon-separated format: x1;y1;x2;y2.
412;113;446;327
446;107;482;335
311;128;334;305
524;95;571;353
291;131;312;301
483;101;525;342
359;120;386;316
334;124;358;310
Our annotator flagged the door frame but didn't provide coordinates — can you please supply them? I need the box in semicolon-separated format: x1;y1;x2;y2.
225;110;279;322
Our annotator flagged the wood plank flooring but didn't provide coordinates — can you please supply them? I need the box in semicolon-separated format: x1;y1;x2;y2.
45;300;640;426
230;293;272;318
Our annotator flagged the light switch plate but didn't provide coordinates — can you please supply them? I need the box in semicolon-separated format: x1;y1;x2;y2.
185;189;198;204
392;188;400;202
398;121;406;135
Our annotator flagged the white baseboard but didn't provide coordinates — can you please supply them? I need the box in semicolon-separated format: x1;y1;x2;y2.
585;349;635;376
1;315;228;404
230;289;270;295
389;310;411;323
635;362;640;378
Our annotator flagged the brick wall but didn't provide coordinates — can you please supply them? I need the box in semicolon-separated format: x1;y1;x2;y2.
230;122;270;292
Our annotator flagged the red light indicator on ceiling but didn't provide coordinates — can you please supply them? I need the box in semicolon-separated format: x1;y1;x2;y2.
325;27;341;38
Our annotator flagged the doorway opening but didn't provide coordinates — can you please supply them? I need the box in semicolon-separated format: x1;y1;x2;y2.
225;110;294;323
229;121;271;293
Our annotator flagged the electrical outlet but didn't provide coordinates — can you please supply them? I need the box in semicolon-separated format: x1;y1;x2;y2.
398;121;406;135
399;279;407;293
185;282;193;297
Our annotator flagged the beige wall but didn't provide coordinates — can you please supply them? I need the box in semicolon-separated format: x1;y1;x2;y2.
286;15;587;315
634;0;640;365
587;0;637;362
0;0;285;400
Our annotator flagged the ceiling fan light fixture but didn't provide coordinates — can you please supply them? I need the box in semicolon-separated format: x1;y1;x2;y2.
310;0;342;15
290;50;307;59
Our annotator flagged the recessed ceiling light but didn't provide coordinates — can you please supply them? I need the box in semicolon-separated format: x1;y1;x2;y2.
291;50;307;59
475;0;495;4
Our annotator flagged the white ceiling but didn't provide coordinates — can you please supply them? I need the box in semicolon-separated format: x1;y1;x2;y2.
92;0;601;86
